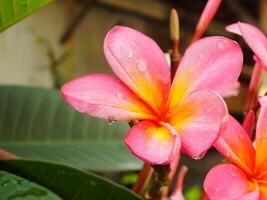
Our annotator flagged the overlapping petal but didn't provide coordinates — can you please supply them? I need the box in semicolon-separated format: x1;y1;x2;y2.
124;120;181;164
214;116;255;175
255;96;267;173
169;89;227;158
169;36;243;110
226;22;267;68
193;0;221;39
204;164;257;200
104;26;171;115
242;110;255;138
61;73;155;120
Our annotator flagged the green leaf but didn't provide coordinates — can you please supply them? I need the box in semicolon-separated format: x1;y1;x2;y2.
0;0;54;32
0;170;61;200
0;159;141;200
0;86;142;171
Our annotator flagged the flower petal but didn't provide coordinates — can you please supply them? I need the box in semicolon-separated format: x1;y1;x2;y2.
226;22;267;68
242;110;255;138
204;164;257;200
104;26;171;115
169;36;243;110
255;96;267;172
214;115;255;175
61;73;155;120
124;121;181;165
240;189;260;200
169;89;227;158
193;0;222;41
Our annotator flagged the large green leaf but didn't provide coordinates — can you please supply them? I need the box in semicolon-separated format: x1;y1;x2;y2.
0;159;141;200
0;170;61;199
0;86;142;171
0;0;54;32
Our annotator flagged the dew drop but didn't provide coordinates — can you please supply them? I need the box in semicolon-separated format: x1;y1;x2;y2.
128;50;133;58
159;75;170;85
193;152;206;160
214;187;220;192
212;67;216;71
230;172;236;177
106;116;116;125
137;60;147;72
116;92;124;101
217;40;226;49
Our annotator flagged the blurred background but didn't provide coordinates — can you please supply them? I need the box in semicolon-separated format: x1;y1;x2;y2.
0;0;266;116
0;0;265;197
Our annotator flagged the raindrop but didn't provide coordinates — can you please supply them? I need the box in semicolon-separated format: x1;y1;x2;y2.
212;67;216;71
238;134;244;140
159;75;170;85
8;188;48;199
116;92;124;101
193;152;206;160
89;180;97;186
230;172;236;177
128;51;133;58
106;116;116;125
137;60;147;72
217;40;226;49
1;179;20;186
214;187;220;192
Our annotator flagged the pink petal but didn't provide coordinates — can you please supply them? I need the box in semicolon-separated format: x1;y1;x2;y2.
169;36;243;109
222;81;240;97
242;110;255;138
61;73;155;120
240;189;260;200
226;22;267;68
226;23;242;35
192;0;222;41
255;96;267;172
214;115;255;175
124;121;181;165
170;191;185;200
104;26;171;115
169;89;227;158
170;166;188;200
204;164;256;200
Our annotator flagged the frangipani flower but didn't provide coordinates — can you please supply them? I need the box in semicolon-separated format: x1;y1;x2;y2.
204;96;267;199
227;22;266;112
226;22;267;69
61;26;243;164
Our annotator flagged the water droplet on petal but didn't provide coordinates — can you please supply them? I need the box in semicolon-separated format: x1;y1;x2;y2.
230;172;236;177
106;116;116;125
215;187;220;192
116;92;124;101
128;50;133;58
137;60;147;72
193;152;206;160
159;75;170;85
212;67;216;71
217;40;226;49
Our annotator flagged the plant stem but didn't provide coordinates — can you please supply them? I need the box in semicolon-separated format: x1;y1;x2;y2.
170;8;180;80
132;163;153;194
146;165;170;200
245;62;264;113
160;154;181;197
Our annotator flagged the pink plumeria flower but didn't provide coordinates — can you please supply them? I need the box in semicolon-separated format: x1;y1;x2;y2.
226;22;267;69
61;26;243;165
204;96;267;200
